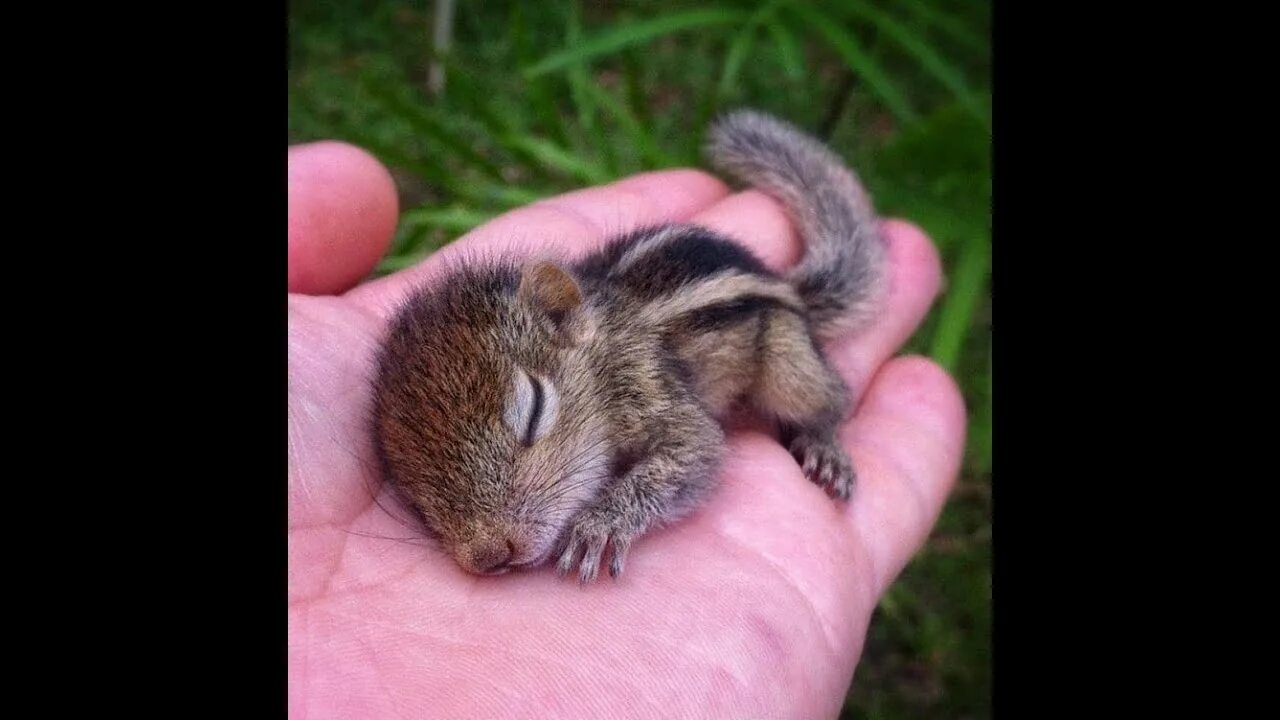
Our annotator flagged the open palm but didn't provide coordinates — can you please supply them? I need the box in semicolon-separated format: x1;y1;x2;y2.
288;142;966;719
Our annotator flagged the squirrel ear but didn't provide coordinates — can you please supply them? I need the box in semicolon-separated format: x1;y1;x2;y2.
518;260;590;342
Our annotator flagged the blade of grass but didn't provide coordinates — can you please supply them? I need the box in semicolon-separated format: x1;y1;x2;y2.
513;3;573;148
784;3;919;126
502;135;611;185
764;16;805;81
325;117;537;207
565;2;596;131
894;0;987;55
717;0;788;101
683;29;724;162
523;8;749;77
716;14;763;100
457;178;548;208
842;0;990;129
693;13;767;153
878;586;906;621
358;74;506;181
565;2;618;175
584;81;679;170
465;184;546;209
929;234;990;372
969;354;992;476
401;206;496;233
385;219;432;259
378;246;440;274
619;48;653;131
429;54;561;185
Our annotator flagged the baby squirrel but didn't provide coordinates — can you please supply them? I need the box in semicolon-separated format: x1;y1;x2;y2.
372;110;886;583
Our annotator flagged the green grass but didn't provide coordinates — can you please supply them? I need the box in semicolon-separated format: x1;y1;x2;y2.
289;1;990;717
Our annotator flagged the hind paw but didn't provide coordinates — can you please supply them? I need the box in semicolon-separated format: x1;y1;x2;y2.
789;434;855;500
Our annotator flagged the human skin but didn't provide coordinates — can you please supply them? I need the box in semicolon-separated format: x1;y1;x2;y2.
288;141;967;719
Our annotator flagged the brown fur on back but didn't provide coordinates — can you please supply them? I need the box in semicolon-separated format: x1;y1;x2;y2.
372;109;886;582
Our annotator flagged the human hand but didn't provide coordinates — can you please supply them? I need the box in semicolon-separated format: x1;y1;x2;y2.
288;141;966;718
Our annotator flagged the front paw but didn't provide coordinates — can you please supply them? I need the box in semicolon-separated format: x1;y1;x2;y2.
556;512;636;584
789;433;855;500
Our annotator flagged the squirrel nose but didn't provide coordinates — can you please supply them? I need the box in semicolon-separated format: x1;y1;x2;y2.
469;539;516;574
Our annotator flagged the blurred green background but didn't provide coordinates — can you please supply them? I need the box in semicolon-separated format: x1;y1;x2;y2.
288;1;989;717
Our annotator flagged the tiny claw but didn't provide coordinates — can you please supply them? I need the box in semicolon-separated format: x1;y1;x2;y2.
578;534;608;584
557;542;581;577
792;434;856;502
608;537;631;579
802;453;817;476
831;465;855;500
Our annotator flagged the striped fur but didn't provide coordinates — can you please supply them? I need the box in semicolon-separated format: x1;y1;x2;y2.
706;109;886;341
372;109;885;583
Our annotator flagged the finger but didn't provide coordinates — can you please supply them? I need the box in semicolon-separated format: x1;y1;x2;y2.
843;355;967;596
825;221;944;403
345;169;731;318
288;141;399;295
688;189;802;270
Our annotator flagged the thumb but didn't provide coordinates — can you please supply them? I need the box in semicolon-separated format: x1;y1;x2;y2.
288;141;399;295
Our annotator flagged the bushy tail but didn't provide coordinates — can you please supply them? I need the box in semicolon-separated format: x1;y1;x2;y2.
704;109;886;341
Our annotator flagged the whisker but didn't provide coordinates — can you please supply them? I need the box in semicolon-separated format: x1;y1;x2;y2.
342;528;434;547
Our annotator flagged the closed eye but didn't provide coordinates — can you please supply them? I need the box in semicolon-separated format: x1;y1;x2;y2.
523;375;545;447
505;368;559;447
